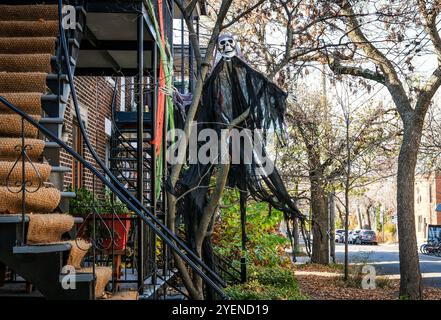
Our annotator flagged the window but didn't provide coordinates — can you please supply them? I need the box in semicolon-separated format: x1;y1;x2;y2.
430;184;433;203
72;120;84;188
418;216;423;233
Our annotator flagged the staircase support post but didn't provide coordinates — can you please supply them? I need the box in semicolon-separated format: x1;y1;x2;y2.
151;40;158;289
136;12;145;295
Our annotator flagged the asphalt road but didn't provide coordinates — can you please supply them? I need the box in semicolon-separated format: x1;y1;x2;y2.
334;243;441;287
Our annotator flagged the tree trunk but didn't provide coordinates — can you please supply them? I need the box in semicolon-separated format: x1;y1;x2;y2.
357;206;363;229
397;119;423;299
365;205;372;230
336;205;344;228
293;216;300;253
310;175;329;264
329;192;336;264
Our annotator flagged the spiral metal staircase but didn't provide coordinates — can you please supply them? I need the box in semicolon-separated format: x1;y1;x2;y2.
0;1;227;300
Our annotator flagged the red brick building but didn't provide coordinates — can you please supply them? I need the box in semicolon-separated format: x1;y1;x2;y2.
60;76;116;197
414;174;441;241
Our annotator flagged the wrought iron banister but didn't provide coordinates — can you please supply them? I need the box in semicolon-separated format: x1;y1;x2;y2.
0;94;227;298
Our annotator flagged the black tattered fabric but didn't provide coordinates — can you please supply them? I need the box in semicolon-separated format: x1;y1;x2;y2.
173;56;309;271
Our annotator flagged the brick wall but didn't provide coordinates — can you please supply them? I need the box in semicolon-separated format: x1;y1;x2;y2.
61;76;120;199
414;173;441;241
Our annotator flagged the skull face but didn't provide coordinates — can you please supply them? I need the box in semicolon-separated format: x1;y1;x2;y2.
218;34;237;59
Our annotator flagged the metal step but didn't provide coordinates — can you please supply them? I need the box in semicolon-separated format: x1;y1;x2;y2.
51;166;70;173
60;191;76;198
0;215;29;224
139;269;179;300
40;117;63;124
42;94;67;104
13;243;72;254
44;141;60;149
46;74;68;82
51;54;77;67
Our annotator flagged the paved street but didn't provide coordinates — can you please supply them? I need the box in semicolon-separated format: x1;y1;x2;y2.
334;243;441;287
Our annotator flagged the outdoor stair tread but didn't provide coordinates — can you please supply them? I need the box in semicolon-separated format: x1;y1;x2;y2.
0;214;29;223
40;117;63;124
60;191;76;198
13;243;72;254
42;94;66;104
139;269;178;300
51;166;70;173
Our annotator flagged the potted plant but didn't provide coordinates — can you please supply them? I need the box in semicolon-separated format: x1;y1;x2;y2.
99;189;133;251
68;187;95;239
69;187;133;251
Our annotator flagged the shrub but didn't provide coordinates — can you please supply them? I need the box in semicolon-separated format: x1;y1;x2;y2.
384;223;396;235
213;190;289;267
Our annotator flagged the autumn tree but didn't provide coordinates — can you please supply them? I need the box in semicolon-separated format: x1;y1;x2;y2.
279;82;397;265
237;0;441;299
323;0;441;299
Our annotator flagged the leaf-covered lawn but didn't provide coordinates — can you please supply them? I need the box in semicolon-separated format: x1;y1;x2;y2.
294;264;441;300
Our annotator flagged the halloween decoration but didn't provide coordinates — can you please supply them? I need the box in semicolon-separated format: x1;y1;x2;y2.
217;33;238;60
173;35;310;279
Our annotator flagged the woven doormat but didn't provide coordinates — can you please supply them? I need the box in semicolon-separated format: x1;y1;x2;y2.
0;161;52;186
0;72;47;93
27;213;74;244
0;114;41;138
0;37;56;55
80;267;113;299
0;92;42;115
0;185;60;214
0;54;52;73
0;21;59;38
0;5;58;21
67;239;92;269
0;138;45;160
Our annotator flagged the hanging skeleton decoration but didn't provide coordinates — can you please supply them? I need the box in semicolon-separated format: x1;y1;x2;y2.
217;33;238;60
214;34;244;67
172;33;309;275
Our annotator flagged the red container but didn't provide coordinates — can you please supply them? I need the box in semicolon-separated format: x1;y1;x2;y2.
101;214;132;251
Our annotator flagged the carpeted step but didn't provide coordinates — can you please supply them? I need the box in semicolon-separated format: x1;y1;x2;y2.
79;267;113;299
105;291;139;300
27;214;74;244
0;5;58;21
0;37;56;55
0;72;47;93
0;138;45;160
0;93;42;115
0;54;52;73
0;161;52;186
0;21;59;38
67;239;92;269
0;114;41;138
0;185;60;214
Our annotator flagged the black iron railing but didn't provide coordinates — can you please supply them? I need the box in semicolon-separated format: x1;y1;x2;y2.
0;0;227;299
0;94;227;298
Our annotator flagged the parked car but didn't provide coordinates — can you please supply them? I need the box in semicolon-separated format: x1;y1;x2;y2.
356;230;378;245
349;229;361;244
335;229;345;243
339;230;351;243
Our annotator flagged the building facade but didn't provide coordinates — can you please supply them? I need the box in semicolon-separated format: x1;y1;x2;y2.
414;174;441;241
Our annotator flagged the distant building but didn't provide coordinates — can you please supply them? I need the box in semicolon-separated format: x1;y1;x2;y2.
414;174;441;241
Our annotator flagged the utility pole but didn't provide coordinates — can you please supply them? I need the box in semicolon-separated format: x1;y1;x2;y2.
321;64;334;263
343;96;350;281
382;207;385;243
